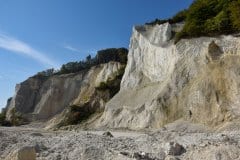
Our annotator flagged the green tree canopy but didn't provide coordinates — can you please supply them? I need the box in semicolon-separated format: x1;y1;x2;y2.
146;0;240;42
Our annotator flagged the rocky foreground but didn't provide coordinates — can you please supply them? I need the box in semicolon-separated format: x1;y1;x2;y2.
1;120;240;160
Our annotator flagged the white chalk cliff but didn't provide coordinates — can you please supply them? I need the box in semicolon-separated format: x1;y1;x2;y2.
98;22;240;130
6;62;125;125
5;22;240;131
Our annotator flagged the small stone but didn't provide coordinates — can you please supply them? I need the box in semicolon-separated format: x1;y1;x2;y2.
167;142;186;156
102;131;113;137
34;143;47;153
30;133;43;137
133;152;151;160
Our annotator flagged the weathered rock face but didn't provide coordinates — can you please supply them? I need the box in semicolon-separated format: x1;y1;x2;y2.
46;62;125;129
6;62;125;126
98;22;240;130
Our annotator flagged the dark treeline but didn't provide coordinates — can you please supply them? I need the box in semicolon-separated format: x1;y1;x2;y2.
145;9;187;25
35;48;128;77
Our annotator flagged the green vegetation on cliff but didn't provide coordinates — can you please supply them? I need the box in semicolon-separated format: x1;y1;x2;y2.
0;110;11;126
146;9;188;25
35;48;128;77
147;0;240;42
58;48;128;75
9;108;26;126
177;0;240;40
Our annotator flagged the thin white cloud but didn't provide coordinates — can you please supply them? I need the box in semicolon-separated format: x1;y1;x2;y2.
64;44;81;53
63;44;99;56
0;33;58;68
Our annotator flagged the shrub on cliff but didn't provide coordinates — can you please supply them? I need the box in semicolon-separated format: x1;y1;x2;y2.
229;0;240;30
145;19;169;25
171;9;188;24
9;108;25;126
145;9;187;25
36;68;55;77
96;48;128;64
0;110;11;126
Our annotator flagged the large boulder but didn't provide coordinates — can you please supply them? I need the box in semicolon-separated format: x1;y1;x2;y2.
5;146;36;160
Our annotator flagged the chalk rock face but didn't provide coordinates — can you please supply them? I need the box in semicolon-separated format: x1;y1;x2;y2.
95;62;124;88
6;62;125;123
46;62;125;129
98;23;240;130
121;23;175;89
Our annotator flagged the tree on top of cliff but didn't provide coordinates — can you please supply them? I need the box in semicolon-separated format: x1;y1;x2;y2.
34;48;128;76
57;48;128;74
145;9;187;25
147;0;240;42
96;48;128;64
176;0;240;40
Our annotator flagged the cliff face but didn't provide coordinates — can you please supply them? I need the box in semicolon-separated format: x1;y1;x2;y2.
98;23;240;130
6;62;125;126
46;62;125;129
5;22;240;130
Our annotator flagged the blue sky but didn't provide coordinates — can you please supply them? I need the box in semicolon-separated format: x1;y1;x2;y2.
0;0;193;109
